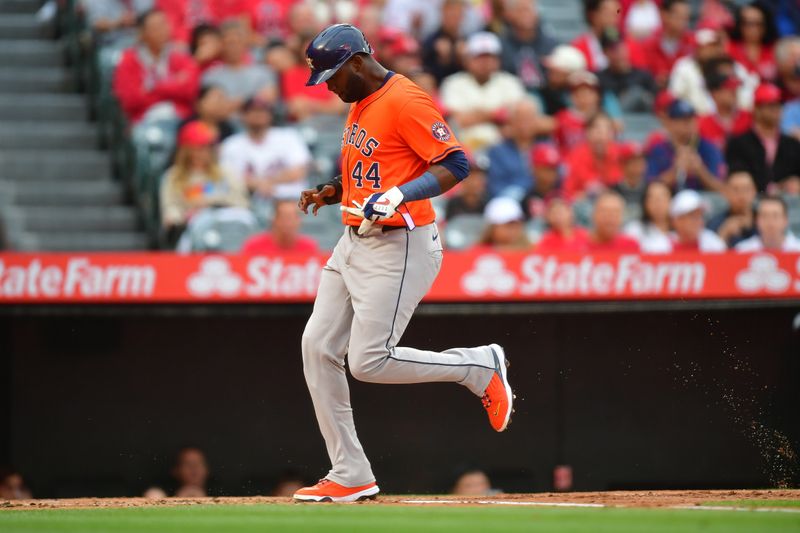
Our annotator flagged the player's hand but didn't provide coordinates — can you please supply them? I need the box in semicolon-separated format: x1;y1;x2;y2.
299;185;336;215
361;187;404;221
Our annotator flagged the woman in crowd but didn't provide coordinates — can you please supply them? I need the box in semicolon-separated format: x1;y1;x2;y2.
727;1;779;81
536;197;590;252
623;180;673;253
562;112;623;200
160;120;248;246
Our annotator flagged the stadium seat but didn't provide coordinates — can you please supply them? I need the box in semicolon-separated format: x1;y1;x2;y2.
444;214;486;250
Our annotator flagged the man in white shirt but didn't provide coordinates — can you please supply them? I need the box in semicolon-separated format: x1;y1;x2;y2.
219;97;311;216
440;31;526;150
736;195;800;252
669;189;727;252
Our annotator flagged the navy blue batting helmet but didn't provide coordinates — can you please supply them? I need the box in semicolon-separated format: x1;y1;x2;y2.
305;24;373;87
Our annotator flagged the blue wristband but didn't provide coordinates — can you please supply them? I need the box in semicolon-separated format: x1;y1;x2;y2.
398;171;441;202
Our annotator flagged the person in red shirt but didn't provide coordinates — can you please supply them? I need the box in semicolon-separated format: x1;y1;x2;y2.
726;1;778;82
630;0;694;88
113;9;199;123
536;197;590;253
587;191;641;251
571;0;621;72
555;71;604;152
698;73;752;150
563;112;623;200
241;199;319;254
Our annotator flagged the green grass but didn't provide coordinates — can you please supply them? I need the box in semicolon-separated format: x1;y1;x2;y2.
703;499;800;508
1;504;799;533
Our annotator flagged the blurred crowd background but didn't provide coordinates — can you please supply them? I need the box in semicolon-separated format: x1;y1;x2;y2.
1;0;800;254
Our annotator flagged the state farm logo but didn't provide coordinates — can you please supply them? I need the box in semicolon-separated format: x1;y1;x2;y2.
462;255;517;295
735;254;791;293
187;257;243;297
185;256;323;298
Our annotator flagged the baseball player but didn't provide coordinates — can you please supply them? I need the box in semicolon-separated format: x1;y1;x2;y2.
294;24;513;502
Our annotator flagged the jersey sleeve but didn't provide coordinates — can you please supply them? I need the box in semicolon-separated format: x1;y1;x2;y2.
397;94;463;166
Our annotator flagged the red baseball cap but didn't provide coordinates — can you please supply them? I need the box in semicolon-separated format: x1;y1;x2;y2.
389;33;419;56
178;121;218;147
531;143;560;167
654;90;675;114
754;83;782;106
618;140;643;161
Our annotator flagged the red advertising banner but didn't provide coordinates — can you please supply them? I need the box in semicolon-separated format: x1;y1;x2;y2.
0;251;799;303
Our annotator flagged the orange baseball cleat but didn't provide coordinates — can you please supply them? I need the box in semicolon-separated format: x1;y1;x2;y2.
293;479;380;502
481;344;514;432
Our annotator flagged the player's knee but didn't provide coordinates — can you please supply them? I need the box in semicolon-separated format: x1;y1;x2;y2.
348;352;384;382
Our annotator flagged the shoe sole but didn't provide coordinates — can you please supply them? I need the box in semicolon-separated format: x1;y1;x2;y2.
293;485;380;503
489;343;514;432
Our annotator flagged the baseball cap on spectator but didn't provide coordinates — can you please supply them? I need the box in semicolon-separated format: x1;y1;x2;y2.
485;197;524;224
178;121;217;146
694;28;721;46
618;140;643;161
670;189;705;217
568;70;599;91
706;72;740;92
466;32;502;57
753;83;782;106
242;96;271;112
654;90;675;114
544;45;586;73
388;33;419;56
667;99;696;119
531;143;560;167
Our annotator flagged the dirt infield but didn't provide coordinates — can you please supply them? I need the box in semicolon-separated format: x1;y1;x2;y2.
2;489;798;511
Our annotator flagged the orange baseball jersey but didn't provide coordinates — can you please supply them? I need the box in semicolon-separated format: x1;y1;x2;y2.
340;74;463;227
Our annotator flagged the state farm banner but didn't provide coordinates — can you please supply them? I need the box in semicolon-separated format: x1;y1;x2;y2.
0;251;799;304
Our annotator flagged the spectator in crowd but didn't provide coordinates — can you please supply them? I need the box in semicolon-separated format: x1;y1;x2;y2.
736;195;800;251
521;143;562;219
498;0;558;91
486;98;548;199
613;140;647;208
536;197;591;252
189;23;223;73
441;31;526;150
727;1;779;82
669;189;728;251
380;31;423;77
563;112;623;199
571;0;621;72
668;28;729;115
696;0;735;33
781;97;800;140
421;0;467;84
646;99;725;193
219;97;311;217
0;468;32;500
698;73;752;150
81;0;152;45
623;0;662;41
171;447;209;497
285;1;324;42
113;9;199;124
588;191;641;251
477;197;531;250
643;90;675;150
709;171;758;246
241;199;319;254
202;19;277;110
452;469;493;496
539;45;587;116
598;32;657;113
160;121;249;245
446;164;488;220
775;36;800;100
632;0;693;88
270;470;306;497
555;71;613;152
177;85;237;145
624;180;674;253
143;486;167;499
726;83;800;193
275;37;346;122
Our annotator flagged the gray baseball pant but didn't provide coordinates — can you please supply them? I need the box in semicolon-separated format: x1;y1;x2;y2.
301;222;496;487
